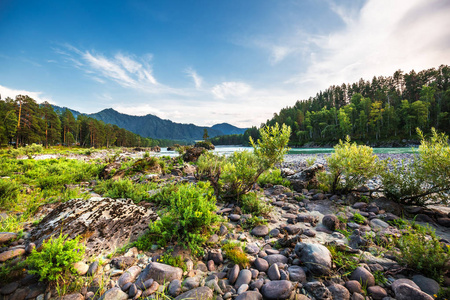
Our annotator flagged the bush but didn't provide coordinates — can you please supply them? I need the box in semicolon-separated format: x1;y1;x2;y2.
257;169;291;187
240;192;272;217
0;178;21;209
94;179;157;203
26;234;85;282
141;182;220;256
325;137;379;193
221;241;249;268
381;128;450;206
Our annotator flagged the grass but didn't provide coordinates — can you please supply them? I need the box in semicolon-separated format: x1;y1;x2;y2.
157;250;187;272
221;240;249;268
240;192;272;217
93;178;157;203
327;244;359;277
352;212;366;224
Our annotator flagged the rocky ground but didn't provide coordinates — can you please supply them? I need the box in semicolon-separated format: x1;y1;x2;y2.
1;153;450;300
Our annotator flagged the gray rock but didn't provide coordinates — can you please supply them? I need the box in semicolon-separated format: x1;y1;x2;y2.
235;291;263;300
62;293;84;300
283;225;302;235
25;242;35;254
369;219;389;231
350;266;375;287
264;254;288;265
87;261;99;276
219;224;228;236
269;229;280;237
412;275;440;296
0;282;19;295
99;287;128;300
234;269;252;289
391;278;420;292
250;279;264;290
73;261;89;276
328;284;350;300
182;277;200;291
367;286;387;300
261;280;293;300
267;264;280;280
237;284;249;294
229;214;241;222
245;243;260;255
136;278;153;290
287;266;306;283
304;281;332;300
175;286;214;300
228;264;240;284
121;282;132;292
118;266;141;288
393;283;434;300
128;284;138;298
168;279;182;297
135;262;182;285
251;225;269;237
0;232;17;244
279;269;289;280
294;242;332;275
351;293;365;300
344;280;362;294
322;215;340;231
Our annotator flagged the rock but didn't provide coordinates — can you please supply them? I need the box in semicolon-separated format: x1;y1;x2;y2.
264;254;288;265
234;269;252;289
350;266;375;287
322;215;340;231
0;232;18;244
25;242;35;254
26;283;46;299
73;261;89;275
367;286;387;300
182;147;206;162
141;281;159;297
0;248;25;262
288;164;325;192
63;293;84;300
237;284;249;294
246;243;260;255
229;214;241;222
328;284;350;300
207;260;215;271
128;284;138;297
168;279;182;297
294;242;332;275
287;266;306;283
136;278;154;290
228;264;240;285
269;228;281;237
250;278;264;290
391;278;420;292
118;266;141;288
344;280;362;294
99;287;128;300
251;225;269;237
369;219;390;231
208;249;224;264
393;283;434;300
111;256;136;269
235;291;263;300
182;277;200;291
219;224;228;236
267;263;280;280
351;293;365;300
253;257;269;272
87;261;99;276
304;281;332;300
175;286;214;300
122;282;132;291
29;198;157;256
283;225;302;235
0;282;19;295
437;217;450;227
260;280;293;300
412;274;440;296
135;262;183;285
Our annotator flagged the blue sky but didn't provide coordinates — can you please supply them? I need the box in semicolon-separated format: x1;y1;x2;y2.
1;0;449;127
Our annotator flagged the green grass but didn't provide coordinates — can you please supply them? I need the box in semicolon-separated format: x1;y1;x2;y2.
93;178;157;203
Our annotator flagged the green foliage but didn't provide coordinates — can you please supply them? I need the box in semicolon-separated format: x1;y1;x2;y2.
327;244;359;276
326;137;379;192
352;212;366;225
394;225;450;283
381;128;450;206
242;215;268;229
0;178;21;209
257;169;291;187
221;241;250;268
240;192;272;217
26;234;85;282
157;250;187;272
141;182;220;256
0;260;27;284
305;155;317;167
93;179;157;203
373;270;388;286
194;140;214;150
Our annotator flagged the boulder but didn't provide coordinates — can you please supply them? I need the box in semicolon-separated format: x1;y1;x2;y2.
304;281;332;300
135;262;183;285
412;275;440;296
235;291;263;300
0;248;25;262
29;198;157;256
350;267;375;287
322;215;340;231
0;232;17;244
261;280;293;300
175;286;214;300
294;242;332;275
393;283;434;300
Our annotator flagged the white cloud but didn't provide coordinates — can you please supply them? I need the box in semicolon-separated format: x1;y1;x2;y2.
0;84;55;104
114;104;167;118
185;67;203;90
211;82;252;99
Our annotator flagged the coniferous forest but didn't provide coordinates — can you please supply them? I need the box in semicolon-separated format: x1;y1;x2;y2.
211;65;450;146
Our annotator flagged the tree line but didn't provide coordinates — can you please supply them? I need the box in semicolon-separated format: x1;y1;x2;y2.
212;65;450;146
0;95;181;148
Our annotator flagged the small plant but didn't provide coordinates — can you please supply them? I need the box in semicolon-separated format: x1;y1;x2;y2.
242;215;268;229
388;218;409;229
158;250;187;272
257;169;291;187
327;244;359;276
26;233;85;282
305;155;317;167
240;192;272;217
352;212;366;225
221;241;249;268
373;270;388;286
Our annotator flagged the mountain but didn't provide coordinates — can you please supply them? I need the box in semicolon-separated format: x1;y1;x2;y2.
51;105;82;119
86;108;246;141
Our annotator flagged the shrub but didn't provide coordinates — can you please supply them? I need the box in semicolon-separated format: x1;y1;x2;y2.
327;244;359;276
395;226;450;283
26;234;85;282
142;182;220;256
257;169;291;187
94;179;157;203
0;178;21;209
157;250;187;272
352;212;366;225
240;192;272;217
325;137;379;193
241;215;268;229
381;128;450;206
221;241;249;268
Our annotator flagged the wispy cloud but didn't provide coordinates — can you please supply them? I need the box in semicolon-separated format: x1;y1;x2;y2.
0;84;55;104
211;81;252;99
185;67;203;90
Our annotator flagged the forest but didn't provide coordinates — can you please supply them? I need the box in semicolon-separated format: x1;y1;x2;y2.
0;95;181;148
211;65;450;146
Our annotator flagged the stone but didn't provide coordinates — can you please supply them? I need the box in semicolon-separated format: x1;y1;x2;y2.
437;217;450;227
351;293;365;300
128;284;138;297
367;286;387;300
269;229;281;237
25;242;36;254
344;280;362;294
219;224;228;236
73;261;89;275
246;243;260;255
303;229;316;237
412;274;440;296
136;278;154;290
265;249;280;255
0;232;17;244
63;293;84;300
369;219;390;231
135;262;183;285
121;282;132;291
228;264;240;284
287;266;306;283
250;278;264;290
0;248;25;262
267;264;280;280
29;198;157;256
118;266;141;288
264;254;288;265
87;261;99;276
328;284;350;300
168;279;182;297
208;249;224;264
141;281;159;297
175;286;214;300
251;225;269;237
393;283;434;300
294;242;332;275
304;281;332;300
0;282;19;295
283;225;302;235
207;260;215;271
235;291;263;300
234;269;252;289
260;280;293;300
322;215;340;231
182;277;200;291
229;214;241;222
111;256;136;269
391;278;420;292
237;284;249;294
99;287;128;300
350;266;375;287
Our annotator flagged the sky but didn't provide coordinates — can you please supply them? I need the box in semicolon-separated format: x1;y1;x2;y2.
1;0;449;127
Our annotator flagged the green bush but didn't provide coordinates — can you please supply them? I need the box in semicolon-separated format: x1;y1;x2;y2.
240;192;272;217
257;169;291;187
141;182;221;256
0;178;21;209
157;250;187;272
26;234;85;282
221;241;249;268
325;137;379;193
395;225;450;283
94;179;157;203
381;128;450;206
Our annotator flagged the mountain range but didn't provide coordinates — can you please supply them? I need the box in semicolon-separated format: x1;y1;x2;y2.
52;105;247;141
